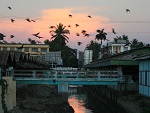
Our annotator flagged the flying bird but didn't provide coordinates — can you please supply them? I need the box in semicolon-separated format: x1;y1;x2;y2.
75;24;79;27
26;18;31;22
11;19;15;23
76;33;80;36
32;32;40;37
126;9;130;13
68;25;71;28
112;28;117;34
69;14;72;18
87;15;92;18
77;42;82;46
84;34;90;37
49;26;55;29
36;35;43;39
31;20;36;22
81;30;87;34
0;33;6;40
10;35;15;38
8;6;11;10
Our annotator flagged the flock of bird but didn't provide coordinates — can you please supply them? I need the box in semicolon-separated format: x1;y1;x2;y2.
0;5;131;47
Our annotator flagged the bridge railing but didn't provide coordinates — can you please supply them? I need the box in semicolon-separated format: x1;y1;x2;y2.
12;70;123;82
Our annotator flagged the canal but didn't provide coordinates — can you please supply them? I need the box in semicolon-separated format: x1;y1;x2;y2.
68;85;93;113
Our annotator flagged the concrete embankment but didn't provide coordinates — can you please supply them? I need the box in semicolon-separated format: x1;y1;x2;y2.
10;84;74;113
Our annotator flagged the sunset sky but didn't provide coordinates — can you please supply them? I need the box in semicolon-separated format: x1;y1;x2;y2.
0;0;150;51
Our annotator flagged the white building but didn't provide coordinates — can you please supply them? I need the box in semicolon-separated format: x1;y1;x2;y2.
84;49;93;65
107;39;131;54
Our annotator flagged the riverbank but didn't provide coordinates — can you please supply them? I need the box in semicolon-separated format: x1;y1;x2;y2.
117;91;150;113
10;85;74;113
85;86;150;113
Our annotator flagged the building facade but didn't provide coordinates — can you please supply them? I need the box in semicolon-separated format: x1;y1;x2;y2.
137;53;150;97
106;39;131;54
0;43;50;55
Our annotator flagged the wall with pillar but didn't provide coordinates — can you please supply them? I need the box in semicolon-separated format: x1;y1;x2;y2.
0;77;16;113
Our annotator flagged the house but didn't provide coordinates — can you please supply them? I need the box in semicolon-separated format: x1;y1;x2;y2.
84;47;150;91
134;53;150;97
0;43;50;56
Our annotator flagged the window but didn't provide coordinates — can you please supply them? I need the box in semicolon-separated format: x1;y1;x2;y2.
10;47;15;51
32;48;38;52
24;47;29;52
3;47;7;51
41;48;47;52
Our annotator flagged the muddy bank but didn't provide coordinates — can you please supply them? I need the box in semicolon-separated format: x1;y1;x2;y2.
10;85;74;113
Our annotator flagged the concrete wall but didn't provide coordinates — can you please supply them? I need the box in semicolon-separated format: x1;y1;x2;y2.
0;77;16;113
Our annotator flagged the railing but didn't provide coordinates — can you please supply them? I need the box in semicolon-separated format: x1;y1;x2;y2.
12;70;124;82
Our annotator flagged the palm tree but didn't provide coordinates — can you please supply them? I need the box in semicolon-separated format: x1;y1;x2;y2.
50;23;70;46
95;29;108;45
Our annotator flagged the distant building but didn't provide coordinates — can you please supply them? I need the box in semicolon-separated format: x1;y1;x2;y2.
84;49;93;65
107;39;131;54
99;39;131;59
0;43;50;61
0;43;50;56
77;51;84;68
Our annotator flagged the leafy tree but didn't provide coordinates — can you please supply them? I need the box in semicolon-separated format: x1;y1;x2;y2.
131;38;145;49
95;29;108;45
114;35;129;42
86;40;101;61
50;23;70;47
28;38;37;44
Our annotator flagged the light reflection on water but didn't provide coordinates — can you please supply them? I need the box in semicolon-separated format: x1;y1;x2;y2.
68;86;93;113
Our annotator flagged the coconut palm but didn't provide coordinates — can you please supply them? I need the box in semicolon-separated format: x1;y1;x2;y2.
50;23;70;46
95;29;108;45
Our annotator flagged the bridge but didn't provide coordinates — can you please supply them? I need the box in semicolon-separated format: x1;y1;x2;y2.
12;69;124;93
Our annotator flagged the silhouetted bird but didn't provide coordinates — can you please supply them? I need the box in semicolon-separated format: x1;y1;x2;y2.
112;28;116;34
84;34;90;37
77;42;82;46
124;41;131;46
76;33;80;36
8;6;11;10
126;9;130;13
10;35;15;38
75;24;79;27
69;14;72;18
0;33;6;40
31;20;35;22
32;32;40;37
87;15;92;18
49;26;55;29
36;35;43;39
68;25;71;27
17;44;24;49
81;30;87;34
11;19;15;23
26;18;31;22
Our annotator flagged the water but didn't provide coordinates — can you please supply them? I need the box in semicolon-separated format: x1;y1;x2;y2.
68;85;93;113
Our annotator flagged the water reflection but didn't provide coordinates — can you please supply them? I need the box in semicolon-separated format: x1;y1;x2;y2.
68;86;93;113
